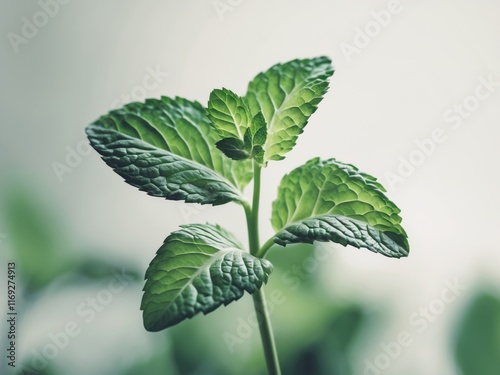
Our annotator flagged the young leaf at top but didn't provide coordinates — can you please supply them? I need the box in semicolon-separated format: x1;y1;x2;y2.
245;112;267;164
207;88;251;139
245;57;334;162
271;158;409;258
141;224;273;332
86;97;252;206
207;88;267;164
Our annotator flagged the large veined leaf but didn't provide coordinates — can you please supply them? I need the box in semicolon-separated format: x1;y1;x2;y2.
245;57;334;162
86;97;252;205
271;158;409;258
141;224;273;332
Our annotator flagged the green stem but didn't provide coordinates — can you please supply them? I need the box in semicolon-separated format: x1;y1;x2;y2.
257;236;275;259
244;163;261;256
252;288;281;375
245;161;281;375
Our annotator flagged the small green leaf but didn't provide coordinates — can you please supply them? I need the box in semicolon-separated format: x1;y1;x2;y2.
250;112;268;146
216;137;250;160
252;146;265;165
86;97;252;206
207;88;268;164
141;224;273;332
271;158;409;258
207;88;251;139
245;57;334;162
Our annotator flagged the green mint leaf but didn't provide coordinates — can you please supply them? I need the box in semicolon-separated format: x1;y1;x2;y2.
252;146;265;164
245;57;334;162
216;137;250;160
244;112;268;165
250;112;267;146
243;127;252;150
207;89;268;164
141;224;273;331
271;158;409;258
86;97;252;205
207;88;251;139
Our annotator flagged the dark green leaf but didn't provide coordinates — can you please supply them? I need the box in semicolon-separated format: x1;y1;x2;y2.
271;158;409;258
141;224;273;332
216;137;250;160
245;57;334;162
86;97;252;206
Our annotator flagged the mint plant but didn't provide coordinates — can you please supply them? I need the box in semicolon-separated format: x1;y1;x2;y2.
86;56;409;374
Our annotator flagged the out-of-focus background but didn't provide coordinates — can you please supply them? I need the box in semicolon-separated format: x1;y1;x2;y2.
1;1;500;374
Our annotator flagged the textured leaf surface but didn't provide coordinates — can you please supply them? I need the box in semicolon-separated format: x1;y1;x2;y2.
207;88;251;139
86;97;252;205
245;57;334;162
141;224;273;331
215;137;250;160
272;158;409;258
207;88;268;164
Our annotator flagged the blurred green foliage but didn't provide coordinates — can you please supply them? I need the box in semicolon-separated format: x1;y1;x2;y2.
1;186;141;292
2;188;70;291
454;291;500;375
3;184;500;375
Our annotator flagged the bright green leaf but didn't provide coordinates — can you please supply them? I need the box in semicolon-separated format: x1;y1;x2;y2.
245;57;334;162
207;88;251;139
271;158;409;258
207;88;268;165
141;224;273;332
250;112;268;146
86;97;252;206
